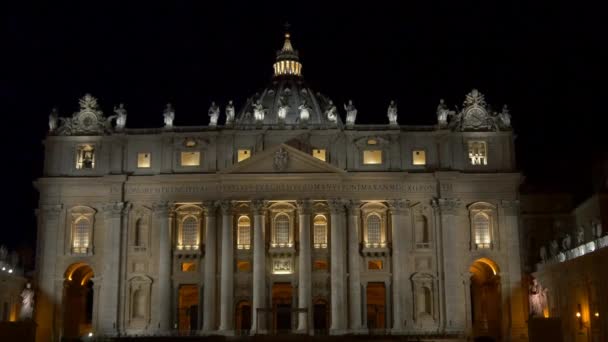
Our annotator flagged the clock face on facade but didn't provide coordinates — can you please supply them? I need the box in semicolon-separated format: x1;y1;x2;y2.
465;107;486;128
79;112;96;129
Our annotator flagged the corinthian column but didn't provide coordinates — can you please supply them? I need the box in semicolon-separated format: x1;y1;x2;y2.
296;199;312;334
329;199;347;334
435;198;466;333
219;200;235;333
202;201;218;332
346;200;364;331
98;202;126;336
251;200;268;334
153;202;172;332
388;199;411;332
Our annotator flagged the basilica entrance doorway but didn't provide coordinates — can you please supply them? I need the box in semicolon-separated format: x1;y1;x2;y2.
366;282;386;330
235;300;252;333
272;283;293;333
63;263;94;339
469;258;501;342
178;284;199;332
313;298;329;333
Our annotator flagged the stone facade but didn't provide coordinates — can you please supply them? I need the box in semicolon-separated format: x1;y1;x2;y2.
34;32;527;341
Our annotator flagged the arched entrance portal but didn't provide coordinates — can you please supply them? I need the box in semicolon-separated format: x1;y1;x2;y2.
272;283;293;333
366;282;386;330
313;298;329;333
469;258;501;342
63;263;94;339
235;300;252;334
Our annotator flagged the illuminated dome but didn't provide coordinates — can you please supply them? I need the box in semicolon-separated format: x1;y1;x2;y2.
236;31;341;128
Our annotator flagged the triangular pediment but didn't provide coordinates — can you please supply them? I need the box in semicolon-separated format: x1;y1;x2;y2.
221;143;345;174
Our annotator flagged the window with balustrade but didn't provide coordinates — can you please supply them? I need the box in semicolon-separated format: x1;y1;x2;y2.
473;213;491;249
468;202;497;250
273;214;291;247
180;216;199;250
72;217;91;254
365;214;383;247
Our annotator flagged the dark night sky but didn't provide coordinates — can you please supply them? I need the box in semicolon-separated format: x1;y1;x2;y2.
1;2;606;263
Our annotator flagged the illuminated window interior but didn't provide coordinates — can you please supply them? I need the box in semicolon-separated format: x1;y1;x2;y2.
179;216;199;250
363;150;383;165
181;151;200;167
368;260;383;270
72;217;91;254
272;214;292;248
238;149;251;162
473;213;491;249
181;262;196;272
468;141;488;165
313;215;328;248
177;285;198;331
237;216;251;249
312;149;326;162
313;260;328;271
76;144;95;169
412;150;426;166
365;214;384;248
237;260;251;272
137;152;151;168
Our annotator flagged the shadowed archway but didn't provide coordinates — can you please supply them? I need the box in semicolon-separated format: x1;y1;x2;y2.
63;263;94;339
469;258;501;342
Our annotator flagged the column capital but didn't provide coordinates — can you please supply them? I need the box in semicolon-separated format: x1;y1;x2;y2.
251;199;268;215
202;200;217;215
101;202;125;218
218;200;233;215
328;198;346;214
296;199;313;215
432;197;462;215
387;199;410;215
152;202;172;216
40;204;63;218
345;200;362;216
500;199;520;215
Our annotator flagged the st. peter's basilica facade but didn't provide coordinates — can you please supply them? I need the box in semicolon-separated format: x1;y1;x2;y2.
34;32;527;341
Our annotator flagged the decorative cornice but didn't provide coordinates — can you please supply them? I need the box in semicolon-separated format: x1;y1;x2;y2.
296;199;313;215
346;200;362;216
151;202;171;216
40;204;63;217
387;199;410;215
435;198;461;215
102;202;125;217
251;200;268;215
328;199;346;214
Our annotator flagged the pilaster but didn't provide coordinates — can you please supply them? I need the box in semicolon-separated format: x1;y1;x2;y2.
328;199;347;334
202;200;218;332
251;199;268;334
296;199;312;334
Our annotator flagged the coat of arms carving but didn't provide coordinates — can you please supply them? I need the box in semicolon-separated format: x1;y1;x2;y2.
273;147;289;172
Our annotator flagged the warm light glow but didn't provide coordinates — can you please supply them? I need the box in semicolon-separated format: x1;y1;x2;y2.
412;150;426;165
312;149;326;162
368;260;383;270
8;269;12;273
468;141;488;165
137;152;151;168
88;332;93;338
595;312;599;318
363;150;383;165
181;262;196;272
237;260;251;272
237;149;251;162
367;138;378;145
576;312;581;318
180;151;200;166
185;139;197;147
76;144;95;169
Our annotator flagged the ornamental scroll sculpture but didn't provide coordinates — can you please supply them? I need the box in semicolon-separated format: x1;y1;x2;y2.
54;94;111;136
439;89;511;132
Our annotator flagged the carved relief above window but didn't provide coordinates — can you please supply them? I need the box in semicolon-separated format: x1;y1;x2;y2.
175;205;202;251
272;258;292;274
468;202;498;250
75;144;95;170
68;206;96;255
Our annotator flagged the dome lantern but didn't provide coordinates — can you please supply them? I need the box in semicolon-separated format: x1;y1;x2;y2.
273;30;302;78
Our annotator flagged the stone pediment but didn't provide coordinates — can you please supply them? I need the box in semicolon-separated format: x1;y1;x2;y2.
221;144;345;174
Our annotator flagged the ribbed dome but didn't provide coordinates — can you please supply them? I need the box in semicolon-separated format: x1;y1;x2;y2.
235;31;341;128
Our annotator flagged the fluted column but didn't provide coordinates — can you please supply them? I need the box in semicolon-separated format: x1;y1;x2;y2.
329;199;347;334
98;202;126;335
346;200;364;331
388;199;412;332
251;200;268;334
219;200;235;333
35;204;63;342
202;201;218;332
296;199;312;334
153;202;172;332
436;198;467;333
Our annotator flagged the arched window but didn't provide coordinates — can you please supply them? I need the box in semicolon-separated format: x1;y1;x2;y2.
415;215;430;248
72;217;91;254
366;214;382;247
313;215;328;248
134;218;143;247
474;213;491;249
274;214;290;247
237;216;251;249
181;216;199;249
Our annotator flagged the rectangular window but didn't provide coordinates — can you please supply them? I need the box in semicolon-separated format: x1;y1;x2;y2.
363;150;383;165
412;150;426;165
368;260;383;270
237;149;251;162
312;149;326;161
137;152;151;168
75;144;95;169
180;151;200;166
468;141;488;165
